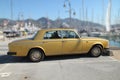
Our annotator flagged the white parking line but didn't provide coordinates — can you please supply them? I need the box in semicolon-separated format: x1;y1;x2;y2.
109;57;120;62
0;64;10;72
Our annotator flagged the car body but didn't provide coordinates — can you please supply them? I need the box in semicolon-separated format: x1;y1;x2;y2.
8;28;110;62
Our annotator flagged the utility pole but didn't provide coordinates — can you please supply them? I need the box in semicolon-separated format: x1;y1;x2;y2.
117;8;120;24
63;0;75;27
118;8;120;17
91;8;94;23
91;8;94;32
57;10;61;27
82;0;84;21
86;8;88;22
106;0;112;32
102;0;105;25
47;15;50;29
79;8;81;20
79;8;81;30
85;7;88;31
11;0;13;20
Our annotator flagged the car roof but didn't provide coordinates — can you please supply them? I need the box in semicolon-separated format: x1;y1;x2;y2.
40;28;76;32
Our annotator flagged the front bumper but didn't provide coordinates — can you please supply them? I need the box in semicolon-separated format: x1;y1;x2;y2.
102;48;113;56
7;52;16;56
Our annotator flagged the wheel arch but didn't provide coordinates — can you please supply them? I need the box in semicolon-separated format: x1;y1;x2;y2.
88;43;104;57
89;43;103;53
27;46;45;57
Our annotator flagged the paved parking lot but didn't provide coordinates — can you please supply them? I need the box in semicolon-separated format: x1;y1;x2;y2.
0;40;120;80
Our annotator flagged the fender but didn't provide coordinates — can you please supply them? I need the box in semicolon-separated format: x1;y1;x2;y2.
89;42;104;51
27;46;46;56
83;41;104;53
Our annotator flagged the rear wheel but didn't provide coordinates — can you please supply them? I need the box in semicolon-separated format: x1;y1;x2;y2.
29;49;44;62
90;45;102;57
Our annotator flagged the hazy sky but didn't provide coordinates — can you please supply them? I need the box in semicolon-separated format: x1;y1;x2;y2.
0;0;120;24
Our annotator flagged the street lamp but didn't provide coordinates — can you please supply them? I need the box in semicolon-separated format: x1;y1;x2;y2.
63;0;76;27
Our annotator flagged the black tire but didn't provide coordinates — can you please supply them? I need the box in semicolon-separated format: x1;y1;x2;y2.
29;49;45;62
89;45;102;57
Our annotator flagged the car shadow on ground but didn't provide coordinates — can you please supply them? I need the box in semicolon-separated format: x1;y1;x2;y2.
44;54;89;61
0;55;29;64
0;54;91;64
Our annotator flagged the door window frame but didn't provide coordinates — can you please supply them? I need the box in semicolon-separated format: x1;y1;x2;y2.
43;30;62;40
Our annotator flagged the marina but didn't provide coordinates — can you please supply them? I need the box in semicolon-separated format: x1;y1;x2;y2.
101;36;120;48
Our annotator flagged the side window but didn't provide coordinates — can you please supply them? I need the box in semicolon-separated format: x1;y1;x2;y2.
44;31;61;39
62;31;79;39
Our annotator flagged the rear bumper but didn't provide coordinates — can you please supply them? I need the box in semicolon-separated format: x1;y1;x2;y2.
102;48;113;56
7;52;16;55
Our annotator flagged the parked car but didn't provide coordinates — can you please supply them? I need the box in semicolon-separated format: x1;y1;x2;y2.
3;30;20;37
8;28;110;62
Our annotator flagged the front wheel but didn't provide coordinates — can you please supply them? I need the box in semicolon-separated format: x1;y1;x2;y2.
29;49;44;62
89;46;102;57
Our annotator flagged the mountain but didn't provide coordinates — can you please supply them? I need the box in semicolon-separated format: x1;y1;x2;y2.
36;17;105;29
1;17;119;31
111;24;120;28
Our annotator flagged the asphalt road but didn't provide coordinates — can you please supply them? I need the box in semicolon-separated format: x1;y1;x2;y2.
0;44;120;80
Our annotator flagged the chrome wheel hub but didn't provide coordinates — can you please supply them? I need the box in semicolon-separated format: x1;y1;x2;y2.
31;51;41;61
92;47;101;56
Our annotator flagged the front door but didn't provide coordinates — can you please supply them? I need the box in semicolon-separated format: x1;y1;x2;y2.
61;30;82;54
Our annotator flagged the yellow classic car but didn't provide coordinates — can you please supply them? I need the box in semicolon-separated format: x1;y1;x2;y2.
7;28;110;62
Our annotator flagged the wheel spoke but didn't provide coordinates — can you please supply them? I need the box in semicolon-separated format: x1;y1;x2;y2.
90;46;101;57
29;49;43;62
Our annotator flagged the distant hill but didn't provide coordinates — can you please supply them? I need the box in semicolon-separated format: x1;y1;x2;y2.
35;17;105;29
111;24;120;28
0;17;120;31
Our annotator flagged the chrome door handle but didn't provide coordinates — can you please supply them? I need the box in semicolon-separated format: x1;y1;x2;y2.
62;41;66;42
42;42;47;44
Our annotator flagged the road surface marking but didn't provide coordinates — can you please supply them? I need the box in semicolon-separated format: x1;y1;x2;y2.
62;60;117;64
0;72;11;78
